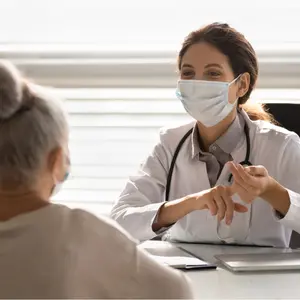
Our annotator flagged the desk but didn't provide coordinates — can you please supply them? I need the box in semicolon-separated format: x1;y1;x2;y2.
141;241;300;299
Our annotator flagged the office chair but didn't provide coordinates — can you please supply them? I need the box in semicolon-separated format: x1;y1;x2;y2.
266;103;300;249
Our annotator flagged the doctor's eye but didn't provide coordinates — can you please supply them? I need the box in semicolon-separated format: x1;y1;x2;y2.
181;69;195;78
204;70;222;79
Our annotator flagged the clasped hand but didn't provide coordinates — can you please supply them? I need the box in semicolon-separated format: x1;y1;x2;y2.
195;161;271;225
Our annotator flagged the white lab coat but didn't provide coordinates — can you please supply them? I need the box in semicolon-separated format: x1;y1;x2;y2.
111;110;300;247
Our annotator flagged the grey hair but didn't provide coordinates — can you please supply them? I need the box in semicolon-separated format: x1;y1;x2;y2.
0;60;68;187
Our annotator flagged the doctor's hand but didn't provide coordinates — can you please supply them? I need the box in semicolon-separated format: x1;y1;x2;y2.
193;185;248;225
227;162;272;204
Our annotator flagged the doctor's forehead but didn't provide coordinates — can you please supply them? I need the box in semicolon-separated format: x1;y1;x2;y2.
180;42;231;70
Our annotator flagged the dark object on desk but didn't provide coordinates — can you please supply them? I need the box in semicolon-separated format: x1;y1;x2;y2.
176;246;217;270
142;241;216;270
266;103;300;249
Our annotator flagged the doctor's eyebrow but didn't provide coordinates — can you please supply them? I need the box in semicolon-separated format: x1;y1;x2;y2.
181;63;194;69
204;63;223;69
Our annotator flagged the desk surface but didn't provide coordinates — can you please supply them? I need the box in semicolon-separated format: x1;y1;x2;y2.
141;241;300;299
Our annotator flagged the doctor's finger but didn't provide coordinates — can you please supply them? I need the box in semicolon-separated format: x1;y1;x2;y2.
213;189;226;221
205;198;217;216
228;162;245;185
233;164;257;191
237;164;261;189
220;188;234;225
233;181;254;204
234;203;248;213
245;165;267;177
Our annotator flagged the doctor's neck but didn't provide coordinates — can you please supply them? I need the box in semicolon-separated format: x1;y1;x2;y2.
197;110;237;151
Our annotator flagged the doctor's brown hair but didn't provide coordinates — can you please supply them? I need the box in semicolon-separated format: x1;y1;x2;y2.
178;22;274;122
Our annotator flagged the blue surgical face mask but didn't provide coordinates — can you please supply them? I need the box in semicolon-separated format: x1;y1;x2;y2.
176;76;241;127
51;155;70;197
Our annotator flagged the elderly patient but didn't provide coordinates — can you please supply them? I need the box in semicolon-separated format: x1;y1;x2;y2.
0;61;193;299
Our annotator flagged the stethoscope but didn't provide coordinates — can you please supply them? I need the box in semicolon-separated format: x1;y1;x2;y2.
165;121;253;242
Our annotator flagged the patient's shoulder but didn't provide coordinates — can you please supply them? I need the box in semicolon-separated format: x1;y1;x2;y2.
68;209;138;247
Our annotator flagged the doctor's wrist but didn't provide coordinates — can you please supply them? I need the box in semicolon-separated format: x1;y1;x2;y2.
261;177;290;215
182;194;199;211
261;176;281;199
185;190;211;211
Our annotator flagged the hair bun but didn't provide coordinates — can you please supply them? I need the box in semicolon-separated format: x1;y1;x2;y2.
0;60;23;119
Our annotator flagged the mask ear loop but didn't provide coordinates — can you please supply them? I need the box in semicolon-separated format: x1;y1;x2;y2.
229;74;242;86
50;173;59;197
226;74;243;108
53;154;71;184
232;74;247;103
65;154;72;181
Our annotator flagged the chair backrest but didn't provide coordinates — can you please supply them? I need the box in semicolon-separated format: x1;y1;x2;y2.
266;103;300;249
266;103;300;134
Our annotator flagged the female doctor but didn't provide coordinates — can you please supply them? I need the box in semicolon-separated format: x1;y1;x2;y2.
111;22;300;247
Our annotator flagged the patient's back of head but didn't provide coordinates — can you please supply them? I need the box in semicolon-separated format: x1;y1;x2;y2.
0;61;123;299
0;60;78;298
0;61;193;299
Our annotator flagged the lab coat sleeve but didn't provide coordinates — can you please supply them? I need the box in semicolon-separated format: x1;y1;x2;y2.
277;134;300;233
110;133;170;241
79;212;194;299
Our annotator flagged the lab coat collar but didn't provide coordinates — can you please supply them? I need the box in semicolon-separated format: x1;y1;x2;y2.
190;109;253;160
231;109;256;163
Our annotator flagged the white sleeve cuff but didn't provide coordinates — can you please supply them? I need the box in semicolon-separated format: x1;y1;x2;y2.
279;189;300;233
151;202;174;235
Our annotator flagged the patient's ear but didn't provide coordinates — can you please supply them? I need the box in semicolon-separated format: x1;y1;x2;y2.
48;147;65;183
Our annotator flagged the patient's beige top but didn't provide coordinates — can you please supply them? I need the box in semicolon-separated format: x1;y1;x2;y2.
0;204;193;299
